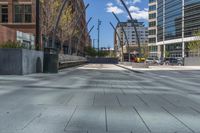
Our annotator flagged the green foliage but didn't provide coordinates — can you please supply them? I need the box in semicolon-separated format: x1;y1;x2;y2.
165;50;170;57
187;31;200;51
85;46;111;57
98;51;110;57
85;46;97;57
0;40;23;49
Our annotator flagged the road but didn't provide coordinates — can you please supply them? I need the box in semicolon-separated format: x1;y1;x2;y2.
1;64;200;133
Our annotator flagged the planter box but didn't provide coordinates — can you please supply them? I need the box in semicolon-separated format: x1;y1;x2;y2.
0;49;43;75
184;57;200;66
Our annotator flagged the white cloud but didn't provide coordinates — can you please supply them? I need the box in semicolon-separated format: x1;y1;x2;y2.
106;0;147;20
107;2;113;7
129;6;148;20
129;6;140;12
106;2;124;14
116;0;141;6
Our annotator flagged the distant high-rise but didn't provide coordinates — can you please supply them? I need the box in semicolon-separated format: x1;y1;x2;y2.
148;0;158;57
115;20;148;60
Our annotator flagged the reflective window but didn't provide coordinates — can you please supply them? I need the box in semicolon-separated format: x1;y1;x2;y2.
0;5;8;23
14;5;32;23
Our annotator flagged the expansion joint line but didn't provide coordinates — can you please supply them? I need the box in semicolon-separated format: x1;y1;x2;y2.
64;106;77;131
105;106;108;132
133;106;151;133
162;106;195;133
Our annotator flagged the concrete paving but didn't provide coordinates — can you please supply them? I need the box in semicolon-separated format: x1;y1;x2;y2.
1;64;200;133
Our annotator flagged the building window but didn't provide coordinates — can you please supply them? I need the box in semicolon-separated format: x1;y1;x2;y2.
149;13;156;19
149;38;156;43
14;5;32;23
149;0;156;3
149;21;156;27
149;29;156;35
0;5;8;23
149;5;156;11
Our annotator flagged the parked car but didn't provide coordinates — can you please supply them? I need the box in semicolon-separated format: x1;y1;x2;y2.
164;57;183;66
135;57;146;63
145;57;161;65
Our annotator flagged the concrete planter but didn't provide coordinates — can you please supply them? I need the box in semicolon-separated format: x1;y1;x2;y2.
119;62;149;68
184;57;200;66
0;49;43;75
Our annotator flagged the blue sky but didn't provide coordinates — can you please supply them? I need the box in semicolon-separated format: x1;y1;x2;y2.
83;0;149;48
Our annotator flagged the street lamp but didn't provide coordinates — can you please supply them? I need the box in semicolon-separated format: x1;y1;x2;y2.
110;22;124;61
119;0;141;58
97;19;102;57
112;12;130;62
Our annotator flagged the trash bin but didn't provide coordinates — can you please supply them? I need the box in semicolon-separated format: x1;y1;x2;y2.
43;48;58;73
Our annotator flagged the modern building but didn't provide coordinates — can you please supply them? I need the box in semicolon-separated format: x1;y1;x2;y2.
114;20;148;60
148;0;159;57
156;0;200;58
0;0;36;48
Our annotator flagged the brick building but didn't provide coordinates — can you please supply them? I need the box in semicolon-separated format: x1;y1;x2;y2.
0;0;36;45
0;0;89;56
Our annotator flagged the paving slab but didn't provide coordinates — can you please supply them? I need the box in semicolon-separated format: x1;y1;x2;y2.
106;106;149;132
65;106;106;132
163;106;200;133
135;106;193;133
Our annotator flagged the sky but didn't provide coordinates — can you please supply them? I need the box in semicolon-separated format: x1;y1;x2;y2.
83;0;149;48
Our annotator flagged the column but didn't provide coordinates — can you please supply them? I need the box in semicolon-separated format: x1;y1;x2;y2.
8;0;13;23
182;0;185;58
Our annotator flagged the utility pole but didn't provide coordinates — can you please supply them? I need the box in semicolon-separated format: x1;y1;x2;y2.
97;19;101;57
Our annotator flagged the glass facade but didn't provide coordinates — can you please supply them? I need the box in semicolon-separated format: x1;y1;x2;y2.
157;0;164;42
165;0;182;40
157;0;200;57
184;0;200;37
158;0;200;41
165;43;182;57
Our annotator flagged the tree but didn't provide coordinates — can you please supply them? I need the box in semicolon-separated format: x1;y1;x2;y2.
40;0;75;51
85;46;97;57
186;31;200;56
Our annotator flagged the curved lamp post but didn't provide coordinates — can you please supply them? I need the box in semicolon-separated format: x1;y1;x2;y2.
52;0;69;50
68;4;89;54
119;0;141;58
87;25;95;37
110;22;124;61
112;12;130;62
82;25;94;55
75;17;92;55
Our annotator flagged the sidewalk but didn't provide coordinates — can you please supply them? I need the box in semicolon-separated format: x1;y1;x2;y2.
118;64;200;71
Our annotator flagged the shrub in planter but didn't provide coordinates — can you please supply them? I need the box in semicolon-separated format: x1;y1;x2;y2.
0;40;24;49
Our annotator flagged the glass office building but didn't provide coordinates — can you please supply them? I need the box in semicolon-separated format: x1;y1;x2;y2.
157;0;200;58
